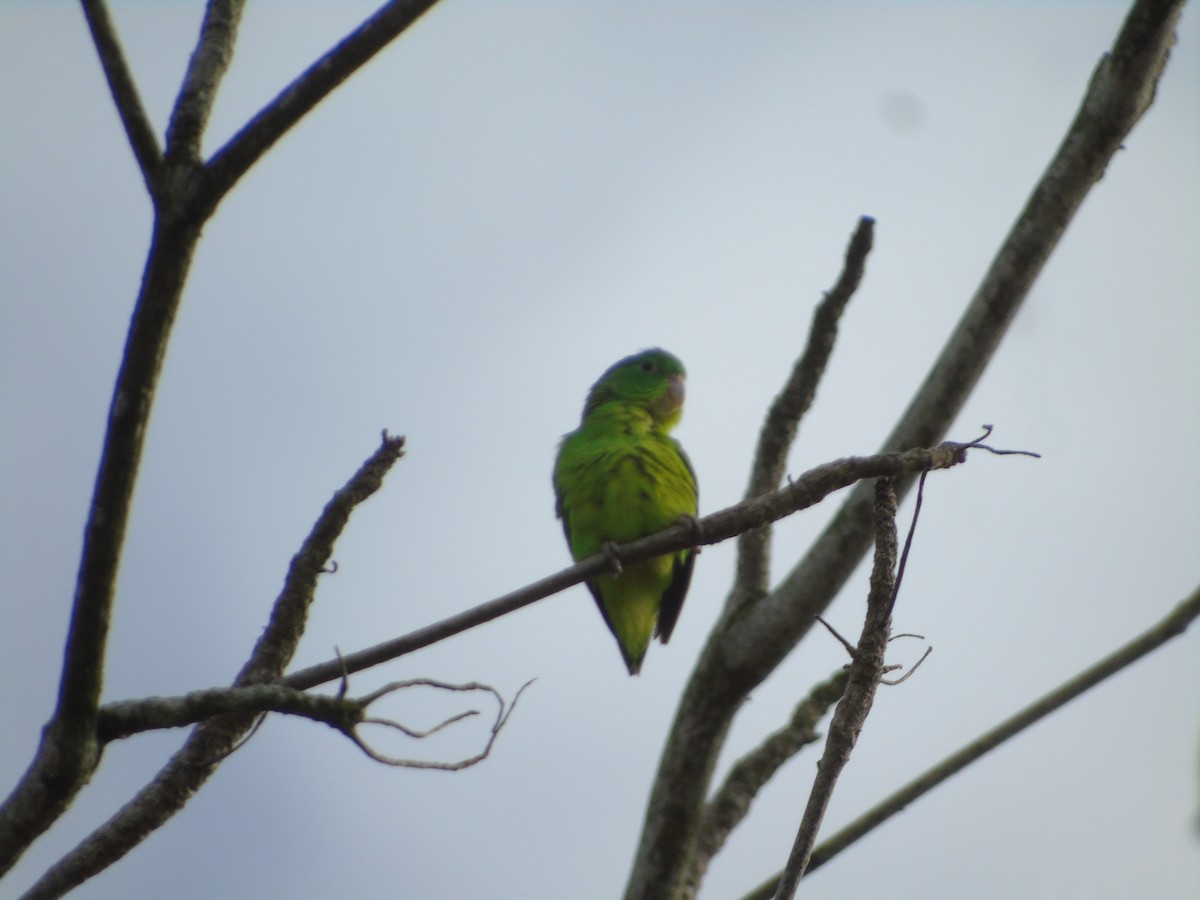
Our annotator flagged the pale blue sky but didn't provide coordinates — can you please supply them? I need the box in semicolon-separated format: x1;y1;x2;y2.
2;3;1198;898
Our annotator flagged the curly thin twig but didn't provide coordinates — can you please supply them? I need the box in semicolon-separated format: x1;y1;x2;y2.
880;645;933;686
351;679;535;771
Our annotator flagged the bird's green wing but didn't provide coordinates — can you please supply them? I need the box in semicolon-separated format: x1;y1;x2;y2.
651;439;697;645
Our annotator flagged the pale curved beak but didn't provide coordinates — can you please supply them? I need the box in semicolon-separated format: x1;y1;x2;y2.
663;372;685;413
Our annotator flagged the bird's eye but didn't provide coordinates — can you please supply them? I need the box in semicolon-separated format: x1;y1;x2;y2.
640;360;656;372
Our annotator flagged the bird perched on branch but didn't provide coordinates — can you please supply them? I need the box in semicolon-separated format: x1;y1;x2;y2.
553;348;698;675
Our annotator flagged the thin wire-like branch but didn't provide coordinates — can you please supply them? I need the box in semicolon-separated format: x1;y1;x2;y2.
682;671;848;895
17;435;404;900
740;583;1200;900
79;0;164;191
772;478;898;899
163;0;246;164
624;5;1183;895
887;467;929;618
351;679;534;770
283;441;969;693
203;0;441;204
732;217;875;611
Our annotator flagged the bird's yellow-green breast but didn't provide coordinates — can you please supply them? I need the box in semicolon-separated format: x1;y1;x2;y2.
553;348;698;675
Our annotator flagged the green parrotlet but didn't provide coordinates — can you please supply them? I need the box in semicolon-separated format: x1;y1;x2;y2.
553;348;698;675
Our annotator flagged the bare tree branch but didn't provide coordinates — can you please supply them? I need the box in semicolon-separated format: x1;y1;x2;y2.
773;478;897;899
79;0;164;191
15;435;404;900
732;216;875;612
163;0;246;164
682;670;848;895
283;441;970;692
95;675;530;773
0;0;449;870
1;0;448;876
731;217;874;612
203;0;441;205
77;442;967;762
624;3;1184;897
99;684;364;741
740;583;1200;900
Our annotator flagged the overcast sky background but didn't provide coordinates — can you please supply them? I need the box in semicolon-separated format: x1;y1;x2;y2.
2;2;1198;898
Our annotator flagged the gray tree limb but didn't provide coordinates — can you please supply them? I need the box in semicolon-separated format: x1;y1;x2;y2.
0;0;441;884
623;2;1186;897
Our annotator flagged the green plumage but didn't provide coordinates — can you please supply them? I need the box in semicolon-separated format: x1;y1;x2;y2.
553;348;698;675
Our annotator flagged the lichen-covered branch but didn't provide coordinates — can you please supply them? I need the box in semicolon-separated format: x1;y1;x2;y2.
97;683;362;741
163;0;246;164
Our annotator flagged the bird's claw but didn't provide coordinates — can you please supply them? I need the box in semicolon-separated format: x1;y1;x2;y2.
601;541;624;576
675;513;704;548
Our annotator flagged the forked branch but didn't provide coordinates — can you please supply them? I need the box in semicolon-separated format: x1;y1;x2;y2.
14;434;405;900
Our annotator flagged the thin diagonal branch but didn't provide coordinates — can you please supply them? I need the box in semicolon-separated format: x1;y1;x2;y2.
203;0;441;204
773;478;897;899
80;0;164;192
283;441;970;693
731;216;874;611
740;583;1200;900
17;435;404;900
164;0;246;164
87;442;970;745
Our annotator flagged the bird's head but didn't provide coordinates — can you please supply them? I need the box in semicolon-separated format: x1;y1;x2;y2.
583;348;687;427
